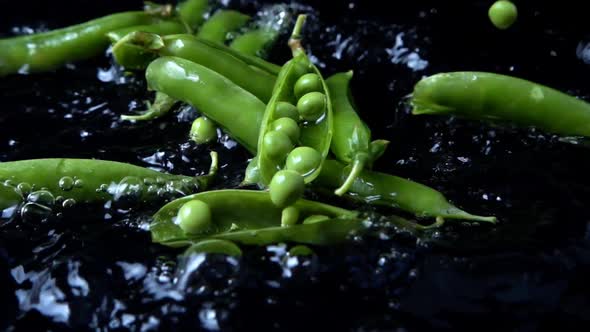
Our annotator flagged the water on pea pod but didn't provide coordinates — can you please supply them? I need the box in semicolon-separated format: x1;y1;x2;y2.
2;0;590;330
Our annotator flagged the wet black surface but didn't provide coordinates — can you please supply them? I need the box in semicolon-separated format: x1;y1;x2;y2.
2;0;590;331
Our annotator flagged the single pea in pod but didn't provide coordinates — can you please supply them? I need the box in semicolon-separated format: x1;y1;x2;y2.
294;73;323;99
269;170;305;208
263;131;294;160
190;117;218;144
271;117;300;143
255;15;333;186
285;147;322;177
177;199;212;235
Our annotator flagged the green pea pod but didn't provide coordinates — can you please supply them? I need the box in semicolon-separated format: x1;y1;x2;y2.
230;29;277;57
412;71;590;138
196;10;250;43
256;15;333;185
176;0;209;32
146;56;266;153
144;56;496;222
0;6;172;76
106;20;186;44
315;159;497;223
326;71;390;196
113;33;275;102
150;189;360;247
0;152;217;211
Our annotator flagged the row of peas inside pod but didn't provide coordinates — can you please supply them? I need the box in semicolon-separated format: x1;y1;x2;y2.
257;15;333;218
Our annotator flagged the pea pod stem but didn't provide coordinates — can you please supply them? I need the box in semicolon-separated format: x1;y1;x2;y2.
327;71;389;196
411;71;590;138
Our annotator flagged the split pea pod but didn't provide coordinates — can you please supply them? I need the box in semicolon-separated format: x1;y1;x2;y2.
326;71;389;196
0;6;172;76
113;33;276;102
145;56;266;153
412;72;590;138
145;57;495;222
0;152;217;213
256;15;333;198
196;10;250;43
150;189;361;247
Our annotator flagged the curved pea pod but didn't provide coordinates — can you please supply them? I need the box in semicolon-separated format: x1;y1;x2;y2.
256;15;333;185
326;71;390;196
196;10;250;43
411;72;590;138
150;189;361;247
0;152;217;209
145;56;266;154
113;33;276;102
0;6;172;77
316;159;497;223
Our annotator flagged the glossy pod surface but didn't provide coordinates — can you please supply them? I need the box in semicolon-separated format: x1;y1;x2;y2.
230;29;277;57
146;56;266;153
0;10;166;76
256;16;333;186
106;21;185;43
113;33;276;102
0;156;216;211
412;71;590;138
196;10;250;43
326;71;389;195
150;189;360;247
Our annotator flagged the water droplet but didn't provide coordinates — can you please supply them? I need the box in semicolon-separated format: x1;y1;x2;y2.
27;190;55;207
58;176;74;191
16;182;32;196
62;198;76;208
113;176;145;207
20;202;53;223
73;179;84;188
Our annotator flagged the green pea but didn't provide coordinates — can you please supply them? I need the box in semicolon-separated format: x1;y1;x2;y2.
488;0;517;30
302;214;330;224
297;92;326;122
294;73;323;99
271;117;300;143
281;206;300;227
288;245;314;257
269;170;304;208
275;102;299;121
263;131;294;160
190;117;217;144
290;59;310;78
285;147;322;176
177;199;212;235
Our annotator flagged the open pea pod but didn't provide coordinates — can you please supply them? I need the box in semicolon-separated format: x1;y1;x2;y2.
150;189;360;247
256;15;333;187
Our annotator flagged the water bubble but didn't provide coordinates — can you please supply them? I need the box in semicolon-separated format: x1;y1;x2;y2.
17;182;32;196
143;177;155;185
112;176;145;207
98;184;109;192
62;198;76;209
1;183;23;221
73;179;84;188
20;202;53;223
27;190;55;207
58;176;74;191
